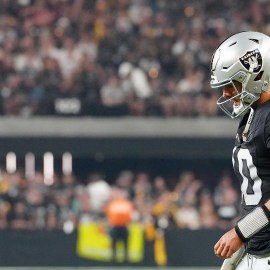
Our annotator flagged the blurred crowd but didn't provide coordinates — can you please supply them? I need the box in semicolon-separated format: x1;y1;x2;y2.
0;168;240;231
1;0;270;117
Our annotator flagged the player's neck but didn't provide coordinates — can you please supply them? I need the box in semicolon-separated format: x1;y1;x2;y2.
255;90;270;107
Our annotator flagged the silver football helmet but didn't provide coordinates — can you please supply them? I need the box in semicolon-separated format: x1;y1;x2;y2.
210;31;270;118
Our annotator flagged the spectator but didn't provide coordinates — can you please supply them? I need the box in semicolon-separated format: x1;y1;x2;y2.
0;200;9;229
213;174;240;229
114;170;135;200
7;200;32;229
199;190;219;229
151;176;169;200
173;201;201;230
118;62;153;116
100;74;130;116
86;172;111;218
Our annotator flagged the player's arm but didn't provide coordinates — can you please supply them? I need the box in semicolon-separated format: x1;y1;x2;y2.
234;201;270;242
215;199;270;259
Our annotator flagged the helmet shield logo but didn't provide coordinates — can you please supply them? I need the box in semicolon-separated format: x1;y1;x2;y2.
239;49;262;72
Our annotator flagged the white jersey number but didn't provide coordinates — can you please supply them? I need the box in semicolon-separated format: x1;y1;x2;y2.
233;147;262;205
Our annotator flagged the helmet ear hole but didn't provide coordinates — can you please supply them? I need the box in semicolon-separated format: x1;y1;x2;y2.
254;71;264;81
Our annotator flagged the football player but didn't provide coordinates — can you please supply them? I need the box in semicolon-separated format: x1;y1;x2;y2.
210;31;270;270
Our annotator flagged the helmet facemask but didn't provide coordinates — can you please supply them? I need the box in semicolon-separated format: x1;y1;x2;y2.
216;80;258;118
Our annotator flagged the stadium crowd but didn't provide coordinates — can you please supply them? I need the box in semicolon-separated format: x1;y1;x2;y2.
0;168;240;231
1;0;270;117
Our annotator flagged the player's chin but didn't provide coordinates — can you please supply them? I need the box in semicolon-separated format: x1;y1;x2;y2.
233;101;240;107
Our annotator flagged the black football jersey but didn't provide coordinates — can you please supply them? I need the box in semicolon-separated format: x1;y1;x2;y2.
232;100;270;255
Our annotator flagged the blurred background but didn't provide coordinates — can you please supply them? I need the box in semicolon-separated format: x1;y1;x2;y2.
0;0;269;268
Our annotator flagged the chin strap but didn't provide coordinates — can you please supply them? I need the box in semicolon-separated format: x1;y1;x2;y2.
242;107;254;142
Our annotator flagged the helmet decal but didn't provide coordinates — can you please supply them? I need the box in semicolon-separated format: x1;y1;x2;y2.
239;49;262;72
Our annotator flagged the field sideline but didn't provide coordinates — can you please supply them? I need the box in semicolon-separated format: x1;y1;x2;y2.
0;267;220;270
